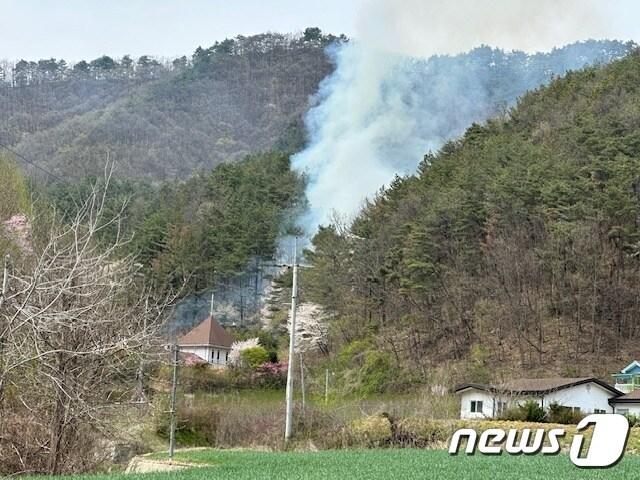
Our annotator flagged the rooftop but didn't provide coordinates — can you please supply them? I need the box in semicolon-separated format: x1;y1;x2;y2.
177;316;234;348
455;377;621;396
610;389;640;403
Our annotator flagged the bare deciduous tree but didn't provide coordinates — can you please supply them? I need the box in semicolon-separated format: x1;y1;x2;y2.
0;169;181;475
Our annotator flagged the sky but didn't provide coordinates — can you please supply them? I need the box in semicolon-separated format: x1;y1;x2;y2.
1;1;638;61
0;0;365;61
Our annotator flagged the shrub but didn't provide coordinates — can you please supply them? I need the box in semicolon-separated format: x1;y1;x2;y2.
396;418;453;447
175;363;233;393
357;351;394;394
626;413;640;427
253;361;287;389
519;400;546;422
547;402;584;424
348;415;392;447
501;400;546;422
241;347;270;368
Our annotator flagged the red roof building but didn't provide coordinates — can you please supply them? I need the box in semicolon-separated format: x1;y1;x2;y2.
177;316;234;367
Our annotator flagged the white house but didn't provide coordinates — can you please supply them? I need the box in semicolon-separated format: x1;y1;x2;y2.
610;390;640;415
177;315;234;367
455;378;622;420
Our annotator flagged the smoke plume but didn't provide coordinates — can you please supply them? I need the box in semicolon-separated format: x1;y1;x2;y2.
292;0;640;233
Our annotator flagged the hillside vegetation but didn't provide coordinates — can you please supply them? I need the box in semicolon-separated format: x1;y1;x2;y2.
46;150;304;290
0;29;338;179
303;49;640;390
0;38;632;181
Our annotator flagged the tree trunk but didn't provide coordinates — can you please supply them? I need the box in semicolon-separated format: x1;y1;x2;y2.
48;393;66;475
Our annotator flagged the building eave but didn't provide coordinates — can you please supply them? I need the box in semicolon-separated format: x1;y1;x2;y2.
609;398;640;404
455;378;622;397
178;343;231;349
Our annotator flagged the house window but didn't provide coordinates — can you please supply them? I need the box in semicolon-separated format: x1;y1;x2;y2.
497;401;507;414
217;350;220;361
225;352;228;362
618;408;629;415
471;400;484;413
594;409;606;414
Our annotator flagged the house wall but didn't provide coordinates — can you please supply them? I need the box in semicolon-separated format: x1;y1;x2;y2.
180;345;230;366
459;382;616;419
459;389;495;419
543;383;614;413
495;384;614;413
612;403;640;415
181;345;211;362
210;347;230;367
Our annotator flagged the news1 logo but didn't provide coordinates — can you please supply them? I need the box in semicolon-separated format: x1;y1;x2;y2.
448;414;630;468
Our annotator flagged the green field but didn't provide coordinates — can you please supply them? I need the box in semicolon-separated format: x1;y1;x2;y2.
63;449;640;480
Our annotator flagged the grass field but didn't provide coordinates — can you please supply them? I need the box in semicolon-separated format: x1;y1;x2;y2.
64;449;640;480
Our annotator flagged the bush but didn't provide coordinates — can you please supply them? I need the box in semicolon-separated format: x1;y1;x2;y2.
335;341;396;395
253;361;287;389
174;363;233;393
547;402;584;424
241;347;270;368
396;418;454;447
501;400;546;422
518;400;546;422
155;403;221;446
358;351;395;394
348;415;392;447
157;359;286;392
626;413;640;427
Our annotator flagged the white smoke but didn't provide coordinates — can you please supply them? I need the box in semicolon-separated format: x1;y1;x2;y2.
292;0;640;233
357;0;637;58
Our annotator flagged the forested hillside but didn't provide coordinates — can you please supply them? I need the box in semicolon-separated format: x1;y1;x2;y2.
303;49;640;391
1;38;632;181
47;150;304;288
0;29;339;179
2;31;639;389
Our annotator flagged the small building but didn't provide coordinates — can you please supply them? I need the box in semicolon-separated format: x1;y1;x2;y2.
177;315;234;367
612;360;640;393
455;378;621;420
609;390;640;415
610;361;640;414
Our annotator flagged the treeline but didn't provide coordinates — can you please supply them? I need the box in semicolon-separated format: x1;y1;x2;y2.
0;55;173;86
0;29;338;179
303;49;640;390
0;27;343;87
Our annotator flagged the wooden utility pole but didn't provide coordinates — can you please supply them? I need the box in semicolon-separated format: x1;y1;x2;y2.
168;343;179;461
284;237;298;441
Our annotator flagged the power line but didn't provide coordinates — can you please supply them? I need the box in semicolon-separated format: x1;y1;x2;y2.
0;141;65;183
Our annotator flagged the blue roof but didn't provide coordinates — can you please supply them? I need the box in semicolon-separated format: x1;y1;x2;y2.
620;361;640;375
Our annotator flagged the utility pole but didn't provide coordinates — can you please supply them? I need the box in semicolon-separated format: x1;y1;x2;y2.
0;254;9;310
325;368;330;405
284;237;298;441
168;343;179;461
135;296;149;403
0;254;10;399
299;352;306;419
